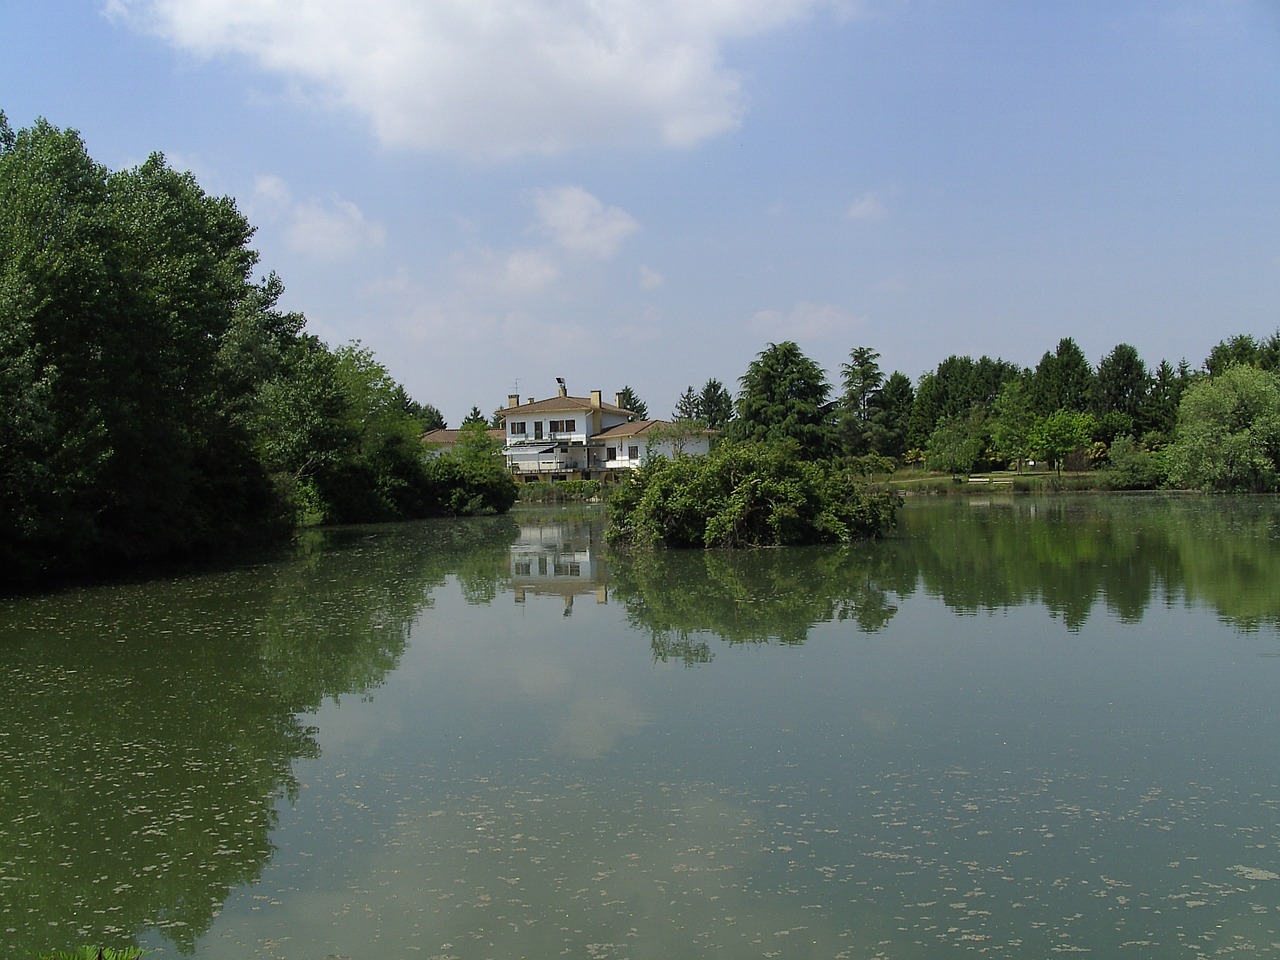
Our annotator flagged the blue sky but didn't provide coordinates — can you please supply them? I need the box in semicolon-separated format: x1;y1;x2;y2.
5;1;1278;424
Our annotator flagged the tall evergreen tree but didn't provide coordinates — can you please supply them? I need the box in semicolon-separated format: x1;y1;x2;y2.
696;378;734;431
1030;337;1095;414
673;386;700;420
616;385;648;419
838;347;884;457
731;341;835;459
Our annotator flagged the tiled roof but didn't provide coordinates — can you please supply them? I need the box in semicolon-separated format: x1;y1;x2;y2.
595;420;718;439
423;428;504;444
495;395;634;417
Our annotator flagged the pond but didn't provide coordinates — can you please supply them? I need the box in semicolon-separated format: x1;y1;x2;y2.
2;495;1279;958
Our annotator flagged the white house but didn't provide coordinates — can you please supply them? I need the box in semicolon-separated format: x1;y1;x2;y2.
496;382;713;482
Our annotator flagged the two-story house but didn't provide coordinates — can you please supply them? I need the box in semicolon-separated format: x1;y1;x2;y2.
497;381;713;482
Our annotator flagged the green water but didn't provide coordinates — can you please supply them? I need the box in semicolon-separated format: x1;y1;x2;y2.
2;496;1278;958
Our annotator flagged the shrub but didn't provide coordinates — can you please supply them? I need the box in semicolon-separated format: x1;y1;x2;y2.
607;443;901;548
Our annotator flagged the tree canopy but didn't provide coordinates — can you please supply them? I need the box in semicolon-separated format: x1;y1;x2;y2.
730;341;835;459
0;115;507;586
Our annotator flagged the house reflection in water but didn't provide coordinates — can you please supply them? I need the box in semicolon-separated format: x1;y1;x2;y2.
507;514;608;615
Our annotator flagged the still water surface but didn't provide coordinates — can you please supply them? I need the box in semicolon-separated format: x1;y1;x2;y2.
2;496;1279;958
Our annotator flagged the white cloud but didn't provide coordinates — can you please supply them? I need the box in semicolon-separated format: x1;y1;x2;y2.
847;191;887;220
639;265;665;290
248;175;385;260
504;248;561;293
749;301;860;339
107;0;839;156
533;186;638;259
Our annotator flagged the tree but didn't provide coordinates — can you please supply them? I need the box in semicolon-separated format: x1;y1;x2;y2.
1165;365;1280;492
1030;337;1095;415
1093;343;1149;438
838;346;884;457
607;441;901;548
1031;409;1096;476
673;386;700;421
990;379;1037;470
1140;359;1188;442
461;405;488;427
870;372;912;461
616;385;648;419
423;422;518;515
731;341;836;459
696;378;734;432
926;411;985;476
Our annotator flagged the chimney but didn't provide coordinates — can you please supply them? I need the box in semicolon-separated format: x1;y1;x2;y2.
591;390;602;408
557;377;567;398
590;390;603;435
508;393;520;408
614;391;624;408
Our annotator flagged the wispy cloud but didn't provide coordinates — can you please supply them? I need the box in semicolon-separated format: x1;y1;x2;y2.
533;186;639;259
638;265;666;290
251;175;384;260
108;0;839;157
847;191;887;220
749;301;861;340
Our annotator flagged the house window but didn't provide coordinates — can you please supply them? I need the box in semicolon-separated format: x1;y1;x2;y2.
628;445;640;460
606;447;616;461
534;422;543;439
548;419;577;434
510;421;526;436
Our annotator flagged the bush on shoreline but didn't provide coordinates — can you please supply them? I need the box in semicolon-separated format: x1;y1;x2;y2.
607;443;902;548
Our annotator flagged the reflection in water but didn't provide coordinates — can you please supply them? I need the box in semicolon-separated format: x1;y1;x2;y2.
506;511;609;615
3;499;1280;958
0;516;516;956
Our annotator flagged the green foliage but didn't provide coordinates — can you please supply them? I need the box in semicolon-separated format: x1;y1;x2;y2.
673;385;700;421
1165;364;1280;492
607;442;901;548
1093;342;1149;426
1031;409;1096;476
925;409;986;475
1030;337;1095;415
696;378;734;431
990;379;1036;469
1100;435;1167;490
615;385;648;419
422;423;518;515
36;949;144;960
0;116;499;585
730;341;836;458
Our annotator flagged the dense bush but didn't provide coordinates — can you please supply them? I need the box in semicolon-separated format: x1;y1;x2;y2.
516;479;603;502
1100;436;1167;490
607;443;901;548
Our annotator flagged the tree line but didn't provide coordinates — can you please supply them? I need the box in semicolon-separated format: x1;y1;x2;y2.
640;332;1280;492
1;113;513;586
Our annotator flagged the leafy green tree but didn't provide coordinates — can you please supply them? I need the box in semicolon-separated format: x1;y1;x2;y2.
461;405;488;427
608;441;900;548
696;377;734;431
926;410;985;476
673;385;700;420
616;385;648;419
1165;365;1280;492
730;341;835;459
1031;409;1096;476
990;378;1037;470
423;422;519;515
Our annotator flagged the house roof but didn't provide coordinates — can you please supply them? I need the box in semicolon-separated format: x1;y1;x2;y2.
423;427;505;445
594;419;715;439
496;395;634;418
